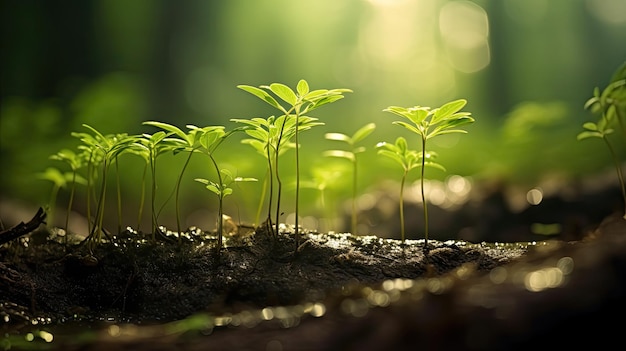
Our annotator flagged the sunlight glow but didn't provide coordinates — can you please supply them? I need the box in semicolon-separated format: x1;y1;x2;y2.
439;1;490;73
586;0;626;25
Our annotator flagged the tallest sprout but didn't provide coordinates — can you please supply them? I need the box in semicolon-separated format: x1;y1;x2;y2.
383;99;474;250
237;80;351;252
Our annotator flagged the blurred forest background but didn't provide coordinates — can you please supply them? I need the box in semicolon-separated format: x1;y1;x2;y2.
1;0;625;238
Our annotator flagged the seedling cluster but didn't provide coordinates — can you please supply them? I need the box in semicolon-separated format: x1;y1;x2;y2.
34;70;626;262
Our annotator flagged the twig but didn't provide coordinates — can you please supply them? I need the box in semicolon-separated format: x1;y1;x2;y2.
0;207;47;245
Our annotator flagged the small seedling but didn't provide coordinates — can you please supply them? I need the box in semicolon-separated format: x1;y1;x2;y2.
49;149;87;244
38;167;85;231
578;78;626;219
230;115;311;237
382;100;474;249
133;130;175;241
237;80;351;251
72;125;135;250
142;121;227;239
376;137;441;243
196;169;257;257
324;123;376;235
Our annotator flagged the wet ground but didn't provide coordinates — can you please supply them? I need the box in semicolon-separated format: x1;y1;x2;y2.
2;213;625;350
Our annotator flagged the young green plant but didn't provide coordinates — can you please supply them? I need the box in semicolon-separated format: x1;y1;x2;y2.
142;121;227;239
237;80;351;250
72;125;135;250
382;100;474;249
324;123;376;235
133;130;175;241
230;116;296;235
49;149;86;241
578;79;626;219
376;137;437;244
196;169;256;258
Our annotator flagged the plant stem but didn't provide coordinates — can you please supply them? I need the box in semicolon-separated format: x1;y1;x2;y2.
115;157;122;234
295;113;301;251
266;145;275;237
255;169;269;227
150;152;158;241
421;137;429;251
175;151;194;240
137;163;147;231
65;171;77;246
352;154;358;235
603;136;626;219
208;154;224;258
399;170;407;243
274;117;289;237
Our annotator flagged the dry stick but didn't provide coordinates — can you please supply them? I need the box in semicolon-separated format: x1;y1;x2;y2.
0;207;47;245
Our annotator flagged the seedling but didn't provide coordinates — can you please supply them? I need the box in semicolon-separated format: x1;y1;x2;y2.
578;79;626;219
72;125;135;250
142;121;227;239
382;100;474;249
324;123;376;235
133;130;175;241
196;169;256;257
376;137;440;243
38;166;86;231
230;115;307;237
237;80;351;250
49;149;86;242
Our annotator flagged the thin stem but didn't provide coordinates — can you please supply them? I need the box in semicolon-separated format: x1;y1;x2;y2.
615;108;626;138
255;169;269;227
65;171;77;246
274;117;289;237
266;145;275;237
175;151;194;240
295;113;301;251
137;163;147;231
48;185;60;229
603;136;626;219
115;157;122;234
208;154;224;258
150;152;158;241
351;154;358;235
86;153;94;235
399;170;407;243
421;137;429;251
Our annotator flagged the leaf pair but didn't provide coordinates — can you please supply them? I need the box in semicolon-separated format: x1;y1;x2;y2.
376;137;444;173
385;99;474;141
237;80;352;116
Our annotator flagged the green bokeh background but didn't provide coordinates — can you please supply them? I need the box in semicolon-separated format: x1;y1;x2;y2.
1;0;625;233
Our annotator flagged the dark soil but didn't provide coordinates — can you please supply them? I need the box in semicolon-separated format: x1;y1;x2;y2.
1;213;626;350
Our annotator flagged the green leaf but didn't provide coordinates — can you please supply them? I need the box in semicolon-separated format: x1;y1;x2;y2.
423;161;446;172
351;123;376;144
238;85;281;110
392;121;423;136
297;79;309;96
323;150;355;161
582;122;598;131
269;83;298;106
576;131;603;140
431;99;467;124
143;121;189;143
325;132;351;142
